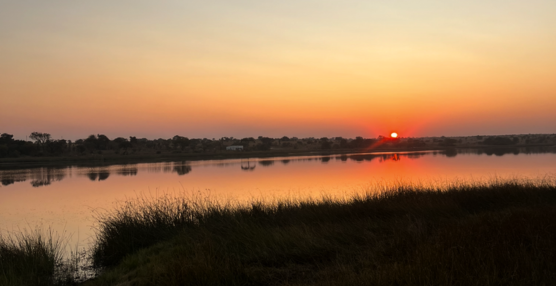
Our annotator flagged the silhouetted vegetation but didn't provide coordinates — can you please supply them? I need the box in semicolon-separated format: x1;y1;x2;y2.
0;229;82;286
84;179;556;285
483;136;516;145
0;133;36;158
259;160;274;166
1;132;554;162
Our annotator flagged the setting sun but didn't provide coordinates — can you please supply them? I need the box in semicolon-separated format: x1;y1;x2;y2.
391;132;398;138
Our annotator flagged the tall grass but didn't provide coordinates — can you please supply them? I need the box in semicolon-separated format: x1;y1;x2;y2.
0;228;85;286
88;178;556;285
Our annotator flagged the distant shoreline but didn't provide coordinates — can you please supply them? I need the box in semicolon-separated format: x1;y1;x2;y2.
1;143;554;169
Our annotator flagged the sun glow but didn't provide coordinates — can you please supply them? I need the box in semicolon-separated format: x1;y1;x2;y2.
391;132;398;138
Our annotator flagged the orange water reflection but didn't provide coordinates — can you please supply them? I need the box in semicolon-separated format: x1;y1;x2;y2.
1;148;555;249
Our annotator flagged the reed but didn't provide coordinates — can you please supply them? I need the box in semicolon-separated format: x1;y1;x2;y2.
0;228;83;286
87;178;556;285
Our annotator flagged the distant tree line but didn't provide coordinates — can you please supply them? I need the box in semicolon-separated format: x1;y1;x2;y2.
0;132;393;158
0;132;67;158
0;132;301;158
0;132;228;158
482;136;518;146
1;132;553;159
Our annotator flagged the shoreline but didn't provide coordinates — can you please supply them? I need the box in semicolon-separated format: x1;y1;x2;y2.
1;144;554;169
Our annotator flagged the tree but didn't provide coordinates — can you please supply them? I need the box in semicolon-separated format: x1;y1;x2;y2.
46;140;67;155
29;132;51;152
0;133;14;143
29;132;51;145
351;137;364;148
255;137;273;151
97;134;111;150
0;145;7;157
172;136;190;150
340;138;348;148
84;135;98;151
442;138;458;147
113;137;132;152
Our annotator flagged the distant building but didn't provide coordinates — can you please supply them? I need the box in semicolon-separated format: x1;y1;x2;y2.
226;145;244;151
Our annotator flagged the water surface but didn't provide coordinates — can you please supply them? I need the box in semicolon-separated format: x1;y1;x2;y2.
1;147;555;249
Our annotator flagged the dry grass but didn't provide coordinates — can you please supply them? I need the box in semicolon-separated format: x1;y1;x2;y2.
0;228;84;286
85;178;556;285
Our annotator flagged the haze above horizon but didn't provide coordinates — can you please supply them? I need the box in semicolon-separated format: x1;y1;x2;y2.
1;1;555;140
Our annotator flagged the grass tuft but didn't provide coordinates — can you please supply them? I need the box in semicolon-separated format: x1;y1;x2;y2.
0;228;83;286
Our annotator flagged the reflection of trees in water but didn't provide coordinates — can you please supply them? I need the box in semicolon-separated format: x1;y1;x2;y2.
1;177;15;186
484;149;514;157
85;164;165;181
98;171;110;181
338;155;348;162
173;165;192;176
241;160;256;171
31;180;52;187
1;173;26;186
86;169;110;181
379;154;400;162
456;147;556;157
87;172;98;181
170;161;192;176
0;167;66;187
146;164;163;173
348;152;428;163
163;162;173;173
116;166;138;176
1;146;554;187
443;149;458;158
259;160;274;167
407;153;426;159
349;154;376;162
215;162;237;167
29;167;66;187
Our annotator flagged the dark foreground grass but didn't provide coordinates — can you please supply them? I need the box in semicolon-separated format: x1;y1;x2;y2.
0;229;82;286
85;179;556;286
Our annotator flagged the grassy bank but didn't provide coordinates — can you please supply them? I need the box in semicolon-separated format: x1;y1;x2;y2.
0;229;82;286
83;179;556;285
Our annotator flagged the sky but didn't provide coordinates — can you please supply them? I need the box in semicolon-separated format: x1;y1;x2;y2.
1;0;555;140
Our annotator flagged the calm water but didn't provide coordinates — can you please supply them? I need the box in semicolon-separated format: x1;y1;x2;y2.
1;147;555;249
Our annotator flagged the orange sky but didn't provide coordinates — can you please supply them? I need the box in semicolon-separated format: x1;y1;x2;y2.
1;1;555;140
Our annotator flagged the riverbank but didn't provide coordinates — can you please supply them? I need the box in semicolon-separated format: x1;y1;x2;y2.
0;146;439;169
1;144;554;169
85;179;556;285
